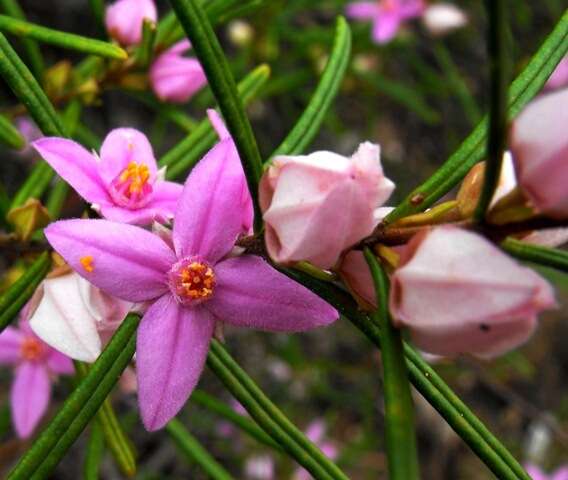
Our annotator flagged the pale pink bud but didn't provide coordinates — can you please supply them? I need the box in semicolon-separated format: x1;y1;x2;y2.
260;143;395;269
149;40;207;104
510;88;568;218
422;3;468;36
105;0;157;46
544;55;568;91
390;226;556;359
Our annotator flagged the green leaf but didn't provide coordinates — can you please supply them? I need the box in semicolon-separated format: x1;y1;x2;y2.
474;0;509;221
168;0;264;231
0;0;44;78
286;270;531;480
502;237;568;273
208;340;349;480
166;418;234;480
159;64;270;181
8;313;140;479
83;423;105;480
76;362;137;477
9;162;52;210
0;252;51;334
364;249;419;480
0;15;127;59
0;113;25;149
385;10;568;224
133;19;156;68
271;16;351;158
191;389;282;451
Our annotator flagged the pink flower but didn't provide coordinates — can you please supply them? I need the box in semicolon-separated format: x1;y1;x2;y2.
244;455;275;480
0;316;73;438
260;143;395;269
346;0;425;44
105;0;157;46
390;226;556;358
525;464;568;480
28;271;131;363
32;129;182;226
421;3;468;36
293;420;338;480
510;88;568;219
544;55;568;91
44;111;338;431
149;40;207;104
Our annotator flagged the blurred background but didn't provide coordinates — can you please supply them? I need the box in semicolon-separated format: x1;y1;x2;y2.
1;0;567;478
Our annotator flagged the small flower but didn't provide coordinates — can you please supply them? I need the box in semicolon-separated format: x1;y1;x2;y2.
105;0;157;46
421;3;468;36
45;111;338;430
29;271;131;363
510;88;568;219
32;129;182;226
346;0;425;44
149;40;207;104
390;226;556;358
260;143;395;269
544;55;568;91
293;420;338;480
244;455;275;480
525;464;568;480
0;314;73;438
15;116;42;157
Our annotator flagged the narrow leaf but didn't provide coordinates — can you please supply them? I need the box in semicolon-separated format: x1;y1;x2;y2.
502;237;568;273
0;113;25;149
83;423;105;480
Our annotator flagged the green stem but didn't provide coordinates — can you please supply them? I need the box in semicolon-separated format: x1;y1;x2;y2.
0;252;51;333
167;0;264;231
0;113;25;149
166;418;234;480
364;249;419;479
8;313;141;479
474;0;509;221
0;15;127;59
501;237;568;273
83;422;105;480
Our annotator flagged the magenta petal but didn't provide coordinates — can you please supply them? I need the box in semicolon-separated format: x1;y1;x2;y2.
173;139;251;262
11;362;50;438
45;219;175;302
0;327;23;364
373;11;402;43
98;128;158;186
346;2;378;19
149;180;184;220
208;255;339;332
32;138;110;205
137;295;214;430
46;350;74;375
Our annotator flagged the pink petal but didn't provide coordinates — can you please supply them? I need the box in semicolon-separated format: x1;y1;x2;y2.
524;465;546;480
399;0;426;18
150;54;207;104
346;2;379;19
32;138;110;206
137;295;214;430
162;39;192;56
0;327;23;364
173;139;251;263
105;0;157;46
207;109;230;140
46;350;74;374
554;467;568;480
11;362;51;438
98;128;158;186
372;11;402;44
207;255;339;331
45;219;175;303
544;55;568;91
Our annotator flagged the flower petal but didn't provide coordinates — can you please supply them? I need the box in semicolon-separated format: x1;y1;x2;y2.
373;11;401;44
29;274;102;362
173;139;251;262
45;219;175;303
46;350;74;374
137;295;214;430
345;2;379;19
98;128;158;186
11;362;50;438
207;255;339;331
32;138;110;205
0;327;23;364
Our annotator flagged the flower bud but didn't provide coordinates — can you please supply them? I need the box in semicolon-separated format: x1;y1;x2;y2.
422;3;467;36
105;0;157;46
260;142;395;269
510;88;568;218
544;55;568;91
390;226;556;358
149;40;207;103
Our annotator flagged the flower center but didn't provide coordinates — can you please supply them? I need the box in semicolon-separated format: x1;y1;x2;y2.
167;257;216;306
109;161;153;209
20;337;44;361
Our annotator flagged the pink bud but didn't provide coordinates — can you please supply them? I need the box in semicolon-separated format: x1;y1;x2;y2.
149;40;208;104
390;226;556;358
544;55;568;91
105;0;157;46
260;143;395;269
510;88;568;218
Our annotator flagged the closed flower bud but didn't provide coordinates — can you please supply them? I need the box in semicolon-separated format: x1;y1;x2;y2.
422;3;467;36
260;143;395;269
105;0;157;46
390;226;556;358
510;88;568;218
149;40;207;103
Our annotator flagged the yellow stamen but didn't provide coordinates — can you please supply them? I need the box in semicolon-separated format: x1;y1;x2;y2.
80;255;94;272
118;162;150;195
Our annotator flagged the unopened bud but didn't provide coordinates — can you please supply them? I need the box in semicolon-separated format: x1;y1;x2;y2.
7;198;51;242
